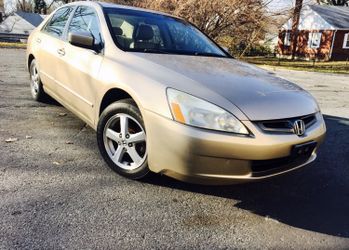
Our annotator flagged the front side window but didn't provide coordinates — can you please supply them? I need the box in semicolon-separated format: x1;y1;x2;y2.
343;33;349;49
43;7;74;38
308;32;322;49
104;8;226;57
68;6;102;45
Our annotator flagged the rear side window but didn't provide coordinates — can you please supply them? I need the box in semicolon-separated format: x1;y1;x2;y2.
43;7;73;38
67;6;102;45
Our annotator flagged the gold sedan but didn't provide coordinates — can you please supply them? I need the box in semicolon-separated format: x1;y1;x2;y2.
26;1;326;184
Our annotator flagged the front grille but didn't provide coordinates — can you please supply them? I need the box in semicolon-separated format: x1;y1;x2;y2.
257;114;317;134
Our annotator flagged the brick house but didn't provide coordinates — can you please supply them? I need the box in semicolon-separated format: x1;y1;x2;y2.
278;5;349;61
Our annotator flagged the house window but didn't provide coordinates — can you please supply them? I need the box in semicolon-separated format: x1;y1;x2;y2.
343;33;349;49
308;32;322;49
284;31;291;46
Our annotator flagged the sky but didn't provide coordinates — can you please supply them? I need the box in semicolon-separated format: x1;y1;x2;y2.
267;0;317;12
268;0;294;11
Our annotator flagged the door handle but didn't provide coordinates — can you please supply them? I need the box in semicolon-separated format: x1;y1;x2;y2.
57;48;65;56
36;38;41;43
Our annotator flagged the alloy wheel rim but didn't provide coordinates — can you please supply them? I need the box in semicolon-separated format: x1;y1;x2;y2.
30;64;40;96
103;113;147;170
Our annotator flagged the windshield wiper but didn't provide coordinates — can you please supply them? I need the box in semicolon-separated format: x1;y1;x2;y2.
193;52;226;57
141;48;169;54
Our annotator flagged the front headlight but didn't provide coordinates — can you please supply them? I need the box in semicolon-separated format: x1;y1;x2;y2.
167;88;249;135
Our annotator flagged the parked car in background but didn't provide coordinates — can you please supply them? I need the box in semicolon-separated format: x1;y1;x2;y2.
26;1;326;184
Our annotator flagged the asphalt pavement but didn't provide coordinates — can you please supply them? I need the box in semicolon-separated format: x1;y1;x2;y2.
0;49;348;249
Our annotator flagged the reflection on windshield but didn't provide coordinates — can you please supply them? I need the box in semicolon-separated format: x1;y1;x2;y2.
104;8;227;57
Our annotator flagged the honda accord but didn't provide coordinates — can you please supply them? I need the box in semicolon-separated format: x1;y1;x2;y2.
26;1;326;184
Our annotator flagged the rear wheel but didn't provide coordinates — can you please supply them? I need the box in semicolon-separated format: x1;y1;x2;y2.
97;99;149;179
29;59;47;101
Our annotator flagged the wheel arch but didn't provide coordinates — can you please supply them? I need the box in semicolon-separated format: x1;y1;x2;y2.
27;54;35;72
99;88;142;117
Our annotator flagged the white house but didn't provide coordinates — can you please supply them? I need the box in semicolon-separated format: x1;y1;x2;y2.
0;11;45;34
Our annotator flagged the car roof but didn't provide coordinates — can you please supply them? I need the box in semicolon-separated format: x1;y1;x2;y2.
67;1;180;20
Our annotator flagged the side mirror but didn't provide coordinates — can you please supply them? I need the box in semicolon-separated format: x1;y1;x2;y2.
68;31;95;51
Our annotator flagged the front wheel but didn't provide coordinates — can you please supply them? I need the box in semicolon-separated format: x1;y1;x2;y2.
97;99;149;179
29;59;47;101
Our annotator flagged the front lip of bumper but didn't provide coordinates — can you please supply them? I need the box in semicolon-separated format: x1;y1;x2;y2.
194;153;317;180
143;109;326;185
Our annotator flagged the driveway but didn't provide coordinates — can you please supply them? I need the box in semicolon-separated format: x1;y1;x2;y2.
0;49;348;249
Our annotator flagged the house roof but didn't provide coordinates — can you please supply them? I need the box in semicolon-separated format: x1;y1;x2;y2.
309;5;349;29
282;4;349;30
0;11;45;34
15;11;44;27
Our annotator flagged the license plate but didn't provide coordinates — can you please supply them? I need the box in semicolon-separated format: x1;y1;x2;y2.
292;141;317;158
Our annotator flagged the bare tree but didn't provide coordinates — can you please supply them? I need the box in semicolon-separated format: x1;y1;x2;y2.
16;0;34;12
135;0;268;39
44;0;80;12
290;0;303;60
34;0;47;14
13;0;71;13
0;0;4;22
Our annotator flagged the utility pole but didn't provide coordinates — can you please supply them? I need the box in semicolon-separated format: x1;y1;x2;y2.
291;0;303;60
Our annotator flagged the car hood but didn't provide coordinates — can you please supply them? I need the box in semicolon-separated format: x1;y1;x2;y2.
134;53;319;121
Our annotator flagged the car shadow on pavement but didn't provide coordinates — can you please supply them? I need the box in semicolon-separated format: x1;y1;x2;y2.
143;115;349;238
42;95;61;106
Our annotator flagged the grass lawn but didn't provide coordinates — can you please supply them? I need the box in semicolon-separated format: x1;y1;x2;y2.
242;56;349;74
0;42;27;49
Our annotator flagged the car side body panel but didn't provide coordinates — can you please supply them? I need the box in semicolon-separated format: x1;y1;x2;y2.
56;42;103;125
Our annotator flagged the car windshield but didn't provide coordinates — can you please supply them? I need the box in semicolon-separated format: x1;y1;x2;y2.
104;7;227;57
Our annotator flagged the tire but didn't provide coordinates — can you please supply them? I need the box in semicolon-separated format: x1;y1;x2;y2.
97;99;149;179
29;59;47;102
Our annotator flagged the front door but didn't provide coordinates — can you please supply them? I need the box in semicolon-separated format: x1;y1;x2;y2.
55;6;104;125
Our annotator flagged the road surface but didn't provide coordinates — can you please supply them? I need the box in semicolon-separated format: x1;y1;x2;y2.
0;49;348;249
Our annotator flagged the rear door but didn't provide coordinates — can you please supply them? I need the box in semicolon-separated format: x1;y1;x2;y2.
36;6;74;94
56;6;104;125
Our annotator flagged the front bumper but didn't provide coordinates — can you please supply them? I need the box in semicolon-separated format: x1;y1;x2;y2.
143;110;326;185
